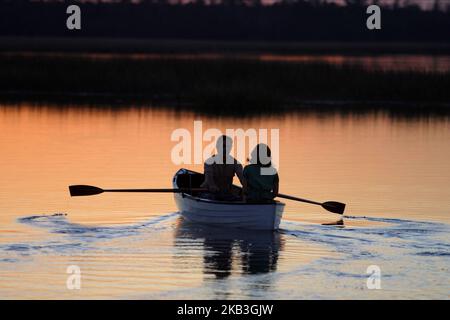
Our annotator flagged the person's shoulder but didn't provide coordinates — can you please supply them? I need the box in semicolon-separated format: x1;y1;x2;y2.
225;156;242;166
268;166;279;175
244;164;258;172
260;165;278;177
204;154;218;165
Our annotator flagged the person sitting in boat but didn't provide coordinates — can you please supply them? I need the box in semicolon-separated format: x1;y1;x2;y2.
200;135;246;201
243;144;279;203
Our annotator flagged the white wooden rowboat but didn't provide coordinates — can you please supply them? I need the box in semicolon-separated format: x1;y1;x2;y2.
173;168;285;230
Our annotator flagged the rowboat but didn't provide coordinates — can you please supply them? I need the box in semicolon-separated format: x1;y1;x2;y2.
173;168;285;230
69;171;343;228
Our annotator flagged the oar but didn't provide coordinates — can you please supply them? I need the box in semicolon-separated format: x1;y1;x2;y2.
276;193;346;215
232;184;346;215
69;185;346;214
69;185;206;197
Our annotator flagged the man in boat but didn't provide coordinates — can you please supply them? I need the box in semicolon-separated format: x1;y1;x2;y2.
243;143;279;203
201;135;246;201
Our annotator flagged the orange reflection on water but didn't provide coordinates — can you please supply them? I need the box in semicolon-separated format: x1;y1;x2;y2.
0;104;449;227
1;104;450;299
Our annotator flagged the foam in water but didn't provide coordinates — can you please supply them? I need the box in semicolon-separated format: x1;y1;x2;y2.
0;213;448;299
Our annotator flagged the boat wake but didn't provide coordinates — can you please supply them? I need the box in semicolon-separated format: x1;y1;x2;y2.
275;216;450;298
282;216;450;259
0;213;448;299
18;212;177;238
0;212;178;261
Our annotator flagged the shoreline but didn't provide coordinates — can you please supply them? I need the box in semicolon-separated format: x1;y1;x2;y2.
1;53;449;116
2;37;450;55
2;91;450;117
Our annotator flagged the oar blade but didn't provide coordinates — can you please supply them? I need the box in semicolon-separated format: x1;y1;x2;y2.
69;185;104;197
322;201;346;215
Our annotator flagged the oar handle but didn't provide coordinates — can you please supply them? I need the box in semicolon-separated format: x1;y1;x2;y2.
276;193;322;206
103;188;207;193
69;185;208;197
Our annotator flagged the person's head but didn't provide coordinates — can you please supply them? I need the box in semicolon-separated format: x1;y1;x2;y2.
216;135;233;156
249;143;272;167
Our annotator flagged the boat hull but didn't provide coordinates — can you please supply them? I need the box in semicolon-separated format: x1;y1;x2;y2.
173;169;285;230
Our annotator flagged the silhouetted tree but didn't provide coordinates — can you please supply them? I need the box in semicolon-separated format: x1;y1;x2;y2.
344;0;367;6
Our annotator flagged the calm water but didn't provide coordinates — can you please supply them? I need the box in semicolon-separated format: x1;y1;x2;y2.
0;105;449;299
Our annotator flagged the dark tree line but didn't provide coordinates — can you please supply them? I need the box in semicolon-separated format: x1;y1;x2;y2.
0;0;449;42
1;0;449;10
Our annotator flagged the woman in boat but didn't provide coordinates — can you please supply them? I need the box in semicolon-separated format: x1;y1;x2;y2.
243;144;279;203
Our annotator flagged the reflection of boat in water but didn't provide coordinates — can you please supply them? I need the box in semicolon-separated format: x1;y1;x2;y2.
173;168;285;230
174;218;284;279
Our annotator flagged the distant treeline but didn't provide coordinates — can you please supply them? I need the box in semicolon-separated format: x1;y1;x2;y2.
1;0;450;42
1;55;450;114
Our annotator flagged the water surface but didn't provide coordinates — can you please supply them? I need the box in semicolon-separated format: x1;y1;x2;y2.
0;105;449;299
